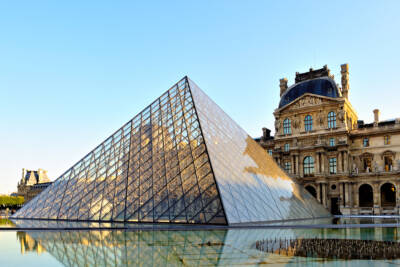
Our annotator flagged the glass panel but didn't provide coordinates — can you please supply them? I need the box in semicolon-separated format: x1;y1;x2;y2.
189;78;330;223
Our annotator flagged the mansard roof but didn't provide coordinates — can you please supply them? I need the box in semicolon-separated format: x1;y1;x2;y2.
279;77;341;108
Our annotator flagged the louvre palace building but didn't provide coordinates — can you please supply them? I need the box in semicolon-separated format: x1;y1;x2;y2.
17;168;52;203
256;64;400;215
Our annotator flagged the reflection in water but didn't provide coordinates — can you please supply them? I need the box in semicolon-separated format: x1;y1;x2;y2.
0;218;15;227
17;232;45;255
14;226;400;266
255;238;400;260
22;230;227;266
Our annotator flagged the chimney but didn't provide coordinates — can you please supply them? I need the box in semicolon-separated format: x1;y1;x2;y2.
373;109;380;126
279;78;288;97
262;127;271;140
341;63;349;99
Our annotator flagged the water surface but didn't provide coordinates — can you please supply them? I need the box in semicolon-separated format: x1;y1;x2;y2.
1;225;400;266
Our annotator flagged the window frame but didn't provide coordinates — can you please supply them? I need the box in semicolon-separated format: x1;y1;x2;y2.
303;156;315;176
328;111;337;129
363;137;369;147
329;157;337;174
283;118;292;135
304;115;313;132
384;135;390;145
284;143;290;152
284;161;291;174
329;138;335;147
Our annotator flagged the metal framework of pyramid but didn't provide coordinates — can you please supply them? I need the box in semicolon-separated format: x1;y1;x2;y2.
12;77;330;225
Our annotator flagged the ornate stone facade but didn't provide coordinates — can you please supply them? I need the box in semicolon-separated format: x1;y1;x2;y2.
17;168;52;203
256;64;400;215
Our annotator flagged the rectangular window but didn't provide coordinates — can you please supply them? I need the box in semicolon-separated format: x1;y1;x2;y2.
384;135;390;145
284;161;291;173
284;143;290;152
329;138;335;147
329;157;337;174
363;138;369;147
304;115;313;132
283;119;292;135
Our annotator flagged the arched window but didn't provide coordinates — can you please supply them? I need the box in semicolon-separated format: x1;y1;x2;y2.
303;156;314;176
328;111;336;128
304;115;313;132
359;184;373;207
283;118;291;134
381;183;396;207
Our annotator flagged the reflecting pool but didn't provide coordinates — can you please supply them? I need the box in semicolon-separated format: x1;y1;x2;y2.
2;224;400;266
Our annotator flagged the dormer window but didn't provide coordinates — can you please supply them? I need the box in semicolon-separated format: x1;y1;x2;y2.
304;115;313;132
328;111;336;129
283;118;291;134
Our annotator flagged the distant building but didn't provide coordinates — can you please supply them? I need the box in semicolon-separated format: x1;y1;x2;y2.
256;64;400;215
17;168;52;203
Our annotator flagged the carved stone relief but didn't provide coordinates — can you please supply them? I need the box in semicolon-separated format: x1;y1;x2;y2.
275;118;281;133
288;96;323;110
317;112;324;126
293;117;300;129
338;110;345;123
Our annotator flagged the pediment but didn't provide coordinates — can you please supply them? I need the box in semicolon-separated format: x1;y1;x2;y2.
277;93;342;113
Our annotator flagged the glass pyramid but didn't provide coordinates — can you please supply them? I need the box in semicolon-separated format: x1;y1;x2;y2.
19;230;227;266
12;77;330;225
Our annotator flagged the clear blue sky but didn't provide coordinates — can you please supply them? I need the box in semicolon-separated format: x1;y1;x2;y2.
1;1;400;194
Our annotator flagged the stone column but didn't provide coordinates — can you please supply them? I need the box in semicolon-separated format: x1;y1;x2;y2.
345;182;350;207
322;183;327;207
299;156;303;177
317;183;321;203
373;182;380;214
340;182;344;207
349;182;353;208
397;182;400;214
354;183;359;207
338;152;343;173
292;155;296;174
343;151;348;174
320;153;325;174
316;153;320;174
295;155;299;176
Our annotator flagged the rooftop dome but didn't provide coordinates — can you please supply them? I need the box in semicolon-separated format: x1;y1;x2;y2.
278;77;341;108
